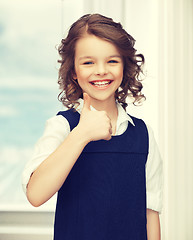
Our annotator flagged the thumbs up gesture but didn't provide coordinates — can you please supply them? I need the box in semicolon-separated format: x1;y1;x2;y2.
82;92;92;111
77;93;112;143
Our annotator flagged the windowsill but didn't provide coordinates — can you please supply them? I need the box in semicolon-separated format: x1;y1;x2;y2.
0;194;57;212
0;203;55;212
0;203;55;240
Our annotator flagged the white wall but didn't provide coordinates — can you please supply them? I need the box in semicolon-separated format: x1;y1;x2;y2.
158;0;193;239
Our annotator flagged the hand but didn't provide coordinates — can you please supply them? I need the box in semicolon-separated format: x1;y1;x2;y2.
76;93;112;143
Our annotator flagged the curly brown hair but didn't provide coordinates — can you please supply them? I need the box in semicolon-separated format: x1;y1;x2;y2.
58;13;145;110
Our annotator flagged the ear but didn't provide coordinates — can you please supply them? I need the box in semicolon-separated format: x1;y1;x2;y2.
71;69;77;81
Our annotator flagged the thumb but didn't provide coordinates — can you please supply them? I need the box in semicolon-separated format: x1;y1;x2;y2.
83;92;91;111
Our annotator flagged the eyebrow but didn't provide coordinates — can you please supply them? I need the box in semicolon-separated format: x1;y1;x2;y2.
79;55;122;60
79;56;93;60
109;55;122;59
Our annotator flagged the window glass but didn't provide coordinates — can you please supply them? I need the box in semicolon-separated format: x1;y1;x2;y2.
0;0;83;210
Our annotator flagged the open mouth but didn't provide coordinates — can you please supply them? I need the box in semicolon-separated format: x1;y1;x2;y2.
89;80;113;88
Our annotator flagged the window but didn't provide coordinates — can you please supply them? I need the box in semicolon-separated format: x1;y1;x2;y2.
0;0;84;209
0;0;83;239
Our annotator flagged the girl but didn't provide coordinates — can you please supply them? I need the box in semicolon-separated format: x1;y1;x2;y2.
22;14;163;240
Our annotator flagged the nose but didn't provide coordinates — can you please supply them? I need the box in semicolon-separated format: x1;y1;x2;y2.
94;63;108;76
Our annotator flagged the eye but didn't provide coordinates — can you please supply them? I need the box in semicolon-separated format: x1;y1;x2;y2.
83;61;94;65
108;60;119;64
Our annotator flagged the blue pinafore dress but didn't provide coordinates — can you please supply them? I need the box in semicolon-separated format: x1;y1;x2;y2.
54;109;149;240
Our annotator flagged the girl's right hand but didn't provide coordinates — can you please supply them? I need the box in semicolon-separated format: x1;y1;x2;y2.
76;93;112;143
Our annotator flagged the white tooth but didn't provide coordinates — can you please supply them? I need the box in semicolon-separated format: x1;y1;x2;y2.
93;81;109;85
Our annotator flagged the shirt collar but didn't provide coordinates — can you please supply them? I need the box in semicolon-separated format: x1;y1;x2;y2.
76;98;135;127
116;102;135;126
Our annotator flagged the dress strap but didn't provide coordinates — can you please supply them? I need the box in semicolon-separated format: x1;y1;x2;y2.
57;109;80;131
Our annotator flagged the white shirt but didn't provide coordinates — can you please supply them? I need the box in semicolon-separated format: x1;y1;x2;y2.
22;99;163;213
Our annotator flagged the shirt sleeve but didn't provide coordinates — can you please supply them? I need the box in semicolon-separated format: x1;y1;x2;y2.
146;125;163;213
22;115;70;195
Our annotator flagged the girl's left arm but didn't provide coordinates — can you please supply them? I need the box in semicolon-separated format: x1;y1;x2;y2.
146;209;161;240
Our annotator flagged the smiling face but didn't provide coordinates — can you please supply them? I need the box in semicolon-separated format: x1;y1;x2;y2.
74;34;124;107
